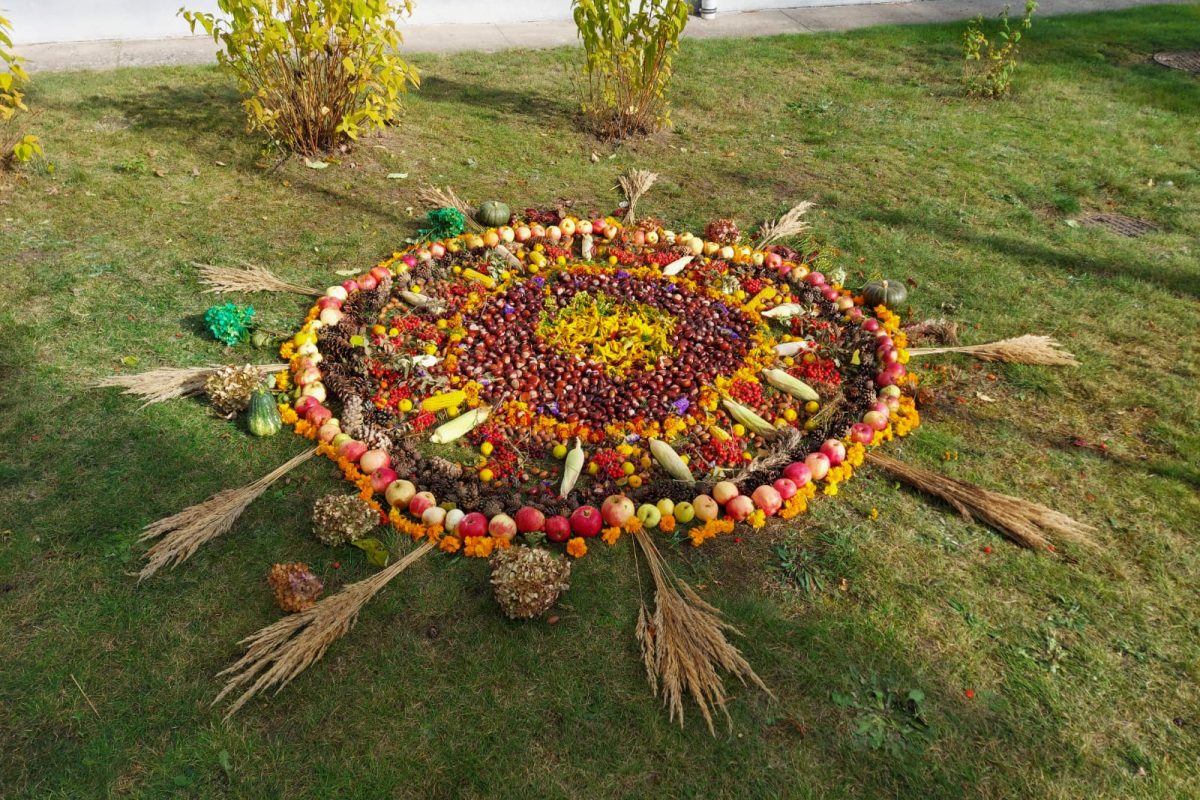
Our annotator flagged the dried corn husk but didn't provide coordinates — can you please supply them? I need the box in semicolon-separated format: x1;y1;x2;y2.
429;406;490;444
560;438;585;497
662;255;693;276
762;368;819;402
761;304;805;319
400;291;436;307
773;340;811;357
721;398;777;438
649;439;696;484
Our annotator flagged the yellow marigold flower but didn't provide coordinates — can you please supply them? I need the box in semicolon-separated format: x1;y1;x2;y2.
869;507;879;521
566;537;588;558
748;510;766;529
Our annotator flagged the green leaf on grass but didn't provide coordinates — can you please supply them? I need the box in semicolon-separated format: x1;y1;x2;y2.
352;538;390;567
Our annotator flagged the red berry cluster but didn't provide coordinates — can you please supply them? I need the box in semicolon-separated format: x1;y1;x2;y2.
792;358;842;386
729;378;764;405
590;449;626;480
410;411;437;431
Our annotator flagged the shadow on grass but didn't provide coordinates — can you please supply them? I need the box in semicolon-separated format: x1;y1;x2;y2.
414;75;570;127
855;206;1200;299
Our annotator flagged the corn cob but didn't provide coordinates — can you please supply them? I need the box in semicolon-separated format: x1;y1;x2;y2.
559;438;585;497
721;398;778;438
649;439;696;484
400;290;435;307
708;425;732;442
462;268;496;288
743;286;778;312
761;303;805;319
422;390;467;412
762;369;819;402
662;254;693;276
429;406;490;444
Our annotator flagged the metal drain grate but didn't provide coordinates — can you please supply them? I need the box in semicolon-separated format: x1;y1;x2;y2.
1079;213;1159;238
1153;51;1200;74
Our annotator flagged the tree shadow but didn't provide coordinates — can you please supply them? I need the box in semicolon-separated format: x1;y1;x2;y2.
413;75;570;127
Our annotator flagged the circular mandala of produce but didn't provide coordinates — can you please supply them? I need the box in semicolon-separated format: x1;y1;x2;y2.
279;211;920;553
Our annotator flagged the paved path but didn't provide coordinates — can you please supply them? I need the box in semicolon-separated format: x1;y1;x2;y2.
19;0;1194;73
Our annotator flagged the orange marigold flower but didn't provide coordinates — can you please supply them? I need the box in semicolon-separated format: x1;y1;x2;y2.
658;515;676;533
566;537;588;558
439;535;461;554
602;527;621;546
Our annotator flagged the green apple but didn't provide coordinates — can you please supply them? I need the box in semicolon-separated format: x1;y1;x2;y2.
656;498;675;518
636;503;662;529
674;501;695;524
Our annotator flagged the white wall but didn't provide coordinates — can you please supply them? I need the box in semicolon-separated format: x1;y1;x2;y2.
3;0;866;44
4;1;577;44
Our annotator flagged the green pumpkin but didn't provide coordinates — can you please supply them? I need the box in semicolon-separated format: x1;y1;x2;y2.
862;279;908;310
476;200;511;228
247;386;282;436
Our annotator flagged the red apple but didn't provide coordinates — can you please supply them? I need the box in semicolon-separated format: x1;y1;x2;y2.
458;512;488;538
601;495;636;527
726;495;756;521
369;467;397;494
545;515;571;543
514;506;546;534
356;274;378;292
488;513;517;543
408;492;436;517
294;394;319;415
773;478;798;500
850;423;875;445
305;404;331;427
783;462;812;486
804;271;826;286
338;439;367;462
712;481;739;505
359;448;390;474
316;295;342;311
862;318;881;333
864;410;889;431
570;505;603;538
369;266;391;282
820;439;847;466
752;485;783;516
805;452;831;481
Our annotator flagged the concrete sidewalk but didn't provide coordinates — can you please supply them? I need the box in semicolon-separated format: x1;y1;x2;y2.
18;0;1194;73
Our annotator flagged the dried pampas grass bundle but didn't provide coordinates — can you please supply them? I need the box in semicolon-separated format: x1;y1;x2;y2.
416;184;481;230
866;452;1096;553
907;335;1078;366
138;448;318;581
632;529;772;734
95;363;287;408
215;541;434;720
755;200;816;249
617;169;659;224
195;262;321;296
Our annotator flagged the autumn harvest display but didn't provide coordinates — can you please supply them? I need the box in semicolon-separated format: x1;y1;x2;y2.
98;174;1092;731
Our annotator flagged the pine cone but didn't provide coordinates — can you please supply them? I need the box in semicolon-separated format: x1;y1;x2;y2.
426;456;463;481
268;563;323;613
453;480;480;509
341;395;366;440
481;498;504;519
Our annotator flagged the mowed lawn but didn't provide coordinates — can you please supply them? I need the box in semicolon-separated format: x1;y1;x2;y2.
1;5;1198;798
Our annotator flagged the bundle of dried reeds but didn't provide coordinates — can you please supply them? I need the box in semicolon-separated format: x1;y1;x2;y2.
617;169;658;224
138;448;318;581
95;363;288;408
416;184;481;230
907;335;1078;366
215;541;435;720
754;200;816;249
632;529;773;734
195;262;321;296
865;452;1096;552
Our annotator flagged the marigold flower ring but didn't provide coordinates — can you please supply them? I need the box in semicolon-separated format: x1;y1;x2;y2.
277;214;919;557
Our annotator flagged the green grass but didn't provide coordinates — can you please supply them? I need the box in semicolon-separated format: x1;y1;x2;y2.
2;5;1199;798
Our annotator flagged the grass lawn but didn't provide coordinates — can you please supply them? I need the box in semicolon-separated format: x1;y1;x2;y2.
2;4;1199;798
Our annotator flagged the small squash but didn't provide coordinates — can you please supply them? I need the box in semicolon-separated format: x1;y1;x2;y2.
862;279;908;310
476;200;511;227
247;386;283;436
